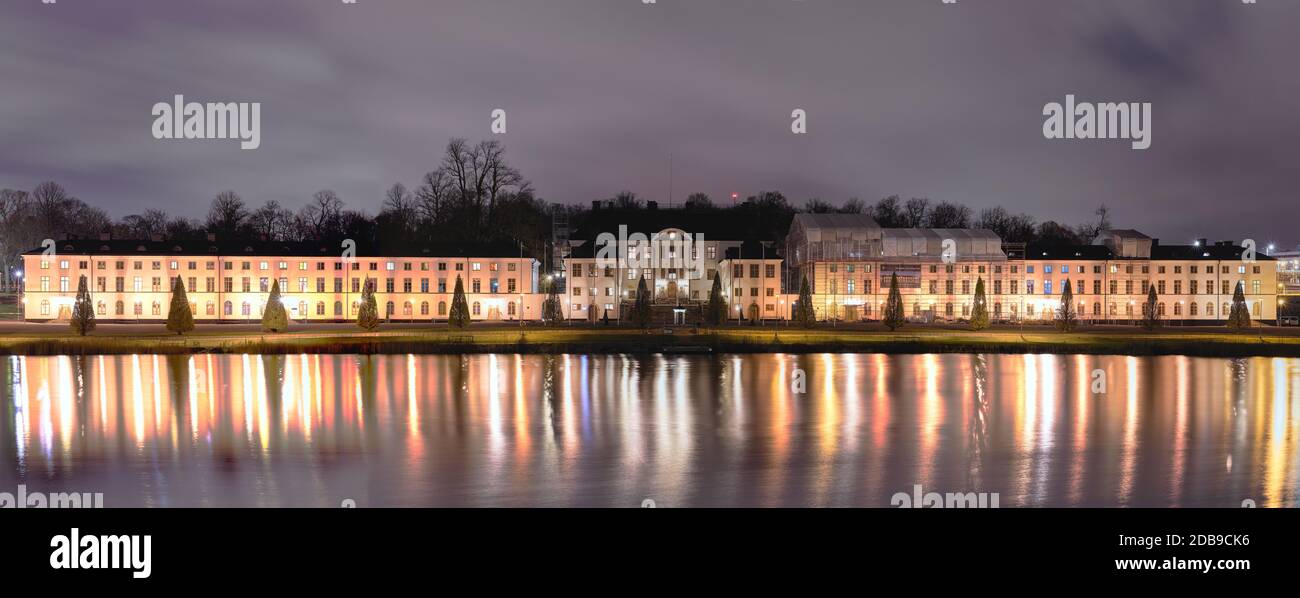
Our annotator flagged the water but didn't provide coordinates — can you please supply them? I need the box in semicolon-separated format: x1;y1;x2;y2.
1;353;1297;507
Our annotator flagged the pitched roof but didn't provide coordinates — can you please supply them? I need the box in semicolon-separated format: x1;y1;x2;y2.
23;238;532;259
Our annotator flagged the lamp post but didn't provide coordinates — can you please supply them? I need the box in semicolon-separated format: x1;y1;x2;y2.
14;269;23;321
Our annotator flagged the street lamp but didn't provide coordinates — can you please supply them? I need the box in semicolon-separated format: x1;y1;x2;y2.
13;269;23;320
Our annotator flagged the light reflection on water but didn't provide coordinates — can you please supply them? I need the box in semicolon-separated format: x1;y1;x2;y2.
1;353;1297;507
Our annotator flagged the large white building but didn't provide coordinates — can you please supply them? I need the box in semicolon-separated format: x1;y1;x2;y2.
786;217;1279;323
21;237;543;322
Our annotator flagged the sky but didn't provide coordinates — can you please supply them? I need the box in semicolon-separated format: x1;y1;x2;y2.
2;0;1298;247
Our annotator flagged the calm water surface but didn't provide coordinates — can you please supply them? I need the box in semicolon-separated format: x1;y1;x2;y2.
2;353;1297;507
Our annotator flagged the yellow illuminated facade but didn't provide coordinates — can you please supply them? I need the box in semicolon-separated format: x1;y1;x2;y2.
21;240;544;322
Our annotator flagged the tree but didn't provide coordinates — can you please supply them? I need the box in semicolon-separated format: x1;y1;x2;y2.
1228;280;1252;329
541;276;562;324
261;279;288;332
883;273;905;331
70;275;95;336
1056;279;1077;332
970;277;989;331
448;275;471;328
705;271;727;325
205;190;248;238
357;278;379;330
794;274;816;328
1141;284;1161;330
165;276;195;335
631;275;652;328
925;201;972;228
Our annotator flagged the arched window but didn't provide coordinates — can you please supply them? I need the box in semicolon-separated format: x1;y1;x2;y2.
1158;302;1166;316
1092;302;1100;316
1252;302;1260;317
385;301;395;316
40;300;50;316
1190;302;1198;316
224;301;232;316
420;301;429;316
316;302;325;315
507;301;516;316
152;302;161;316
241;302;251;316
1205;302;1213;316
334;301;343;316
134;302;143;316
1222;303;1229;316
116;301;125;315
438;301;447;315
1173;302;1181;316
96;302;106;316
206;302;215;316
403;301;413;316
298;301;307;317
472;301;481;315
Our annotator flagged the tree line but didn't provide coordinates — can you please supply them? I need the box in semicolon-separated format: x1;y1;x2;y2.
2;139;1115;294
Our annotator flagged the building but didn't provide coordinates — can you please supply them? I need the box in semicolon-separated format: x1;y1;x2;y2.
788;217;1278;324
20;237;543;322
561;206;790;322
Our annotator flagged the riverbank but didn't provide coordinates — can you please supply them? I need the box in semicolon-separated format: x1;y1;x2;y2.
2;322;1300;357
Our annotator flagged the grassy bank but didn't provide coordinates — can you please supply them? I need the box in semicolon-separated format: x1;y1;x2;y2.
2;325;1300;357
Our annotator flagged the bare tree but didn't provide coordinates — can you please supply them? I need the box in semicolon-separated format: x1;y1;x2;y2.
925;201;972;228
206;190;248;237
903;197;930;228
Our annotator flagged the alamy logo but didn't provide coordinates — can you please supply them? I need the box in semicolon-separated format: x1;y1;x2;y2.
1043;94;1151;150
50;528;151;579
152;94;261;149
1;485;104;508
593;225;706;279
891;484;1000;508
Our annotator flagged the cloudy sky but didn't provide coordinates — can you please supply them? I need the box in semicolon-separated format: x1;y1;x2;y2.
2;0;1297;246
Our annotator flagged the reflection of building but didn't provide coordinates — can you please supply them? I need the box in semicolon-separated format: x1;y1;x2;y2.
22;237;542;322
788;218;1279;323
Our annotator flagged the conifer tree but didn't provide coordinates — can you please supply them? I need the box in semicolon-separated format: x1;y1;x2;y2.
448;275;471;328
883;273;905;331
165;276;195;335
70;275;96;336
261;279;288;332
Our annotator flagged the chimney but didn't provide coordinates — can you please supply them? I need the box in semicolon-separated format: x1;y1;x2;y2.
646;200;658;210
592;200;602;211
1196;238;1207;248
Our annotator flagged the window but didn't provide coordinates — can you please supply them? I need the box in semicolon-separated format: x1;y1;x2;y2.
420;301;429;316
438;301;447;316
472;301;481;315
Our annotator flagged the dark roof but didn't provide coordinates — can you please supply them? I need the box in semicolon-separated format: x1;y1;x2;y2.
1152;243;1274;261
22;238;531;259
723;241;783;260
1016;241;1273;261
570;208;779;242
1020;243;1116;260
